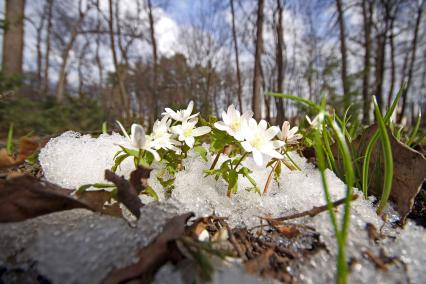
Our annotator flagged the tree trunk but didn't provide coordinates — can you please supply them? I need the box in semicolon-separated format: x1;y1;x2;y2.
35;13;45;88
361;0;373;124
43;0;53;94
55;13;86;102
335;0;350;110
147;0;159;120
2;0;26;77
108;0;130;119
252;0;265;120
230;0;243;113
387;13;396;108
398;5;423;123
274;0;285;125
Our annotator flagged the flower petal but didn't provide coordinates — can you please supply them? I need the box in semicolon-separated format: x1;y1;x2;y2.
259;120;268;130
252;150;263;166
241;141;253;152
214;121;228;131
165;108;180;121
192;126;211;137
265;126;280;140
147;149;161;161
185;136;195;148
131;124;146;148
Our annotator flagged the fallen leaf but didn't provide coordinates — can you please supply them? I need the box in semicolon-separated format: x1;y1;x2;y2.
274;225;301;238
244;248;274;274
366;223;382;243
129;166;152;194
0;175;94;222
102;212;194;284
75;190;113;212
354;125;426;223
105;170;144;219
0;137;40;170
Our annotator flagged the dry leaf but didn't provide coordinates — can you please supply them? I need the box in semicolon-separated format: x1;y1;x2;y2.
102;212;194;284
0;175;94;222
274;225;301;238
75;190;113;212
130;166;152;194
354;125;426;223
105;170;144;219
0;137;40;169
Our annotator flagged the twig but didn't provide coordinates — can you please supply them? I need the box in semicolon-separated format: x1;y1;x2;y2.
262;194;359;222
263;160;279;194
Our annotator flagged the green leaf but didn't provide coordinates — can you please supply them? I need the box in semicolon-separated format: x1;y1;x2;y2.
77;183;116;193
193;145;208;161
143;185;159;201
112;153;129;172
140;151;154;167
6;123;14;155
266;92;321;111
119;145;139;157
227;171;238;195
102;121;108;134
407;111;421;146
373;97;394;214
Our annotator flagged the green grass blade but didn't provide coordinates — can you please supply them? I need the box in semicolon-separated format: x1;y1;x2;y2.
102;121;108;134
361;86;403;198
407;111;421;146
6;123;14;155
384;83;405;122
373;97;394;214
266;92;321;111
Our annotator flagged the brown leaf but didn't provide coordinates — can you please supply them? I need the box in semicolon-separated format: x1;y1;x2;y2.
0;175;94;222
0;137;40;169
274;225;301;238
105;170;144;219
354;125;426;223
244;248;274;274
366;223;382;243
102;212;194;284
75;190;113;211
130;166;152;194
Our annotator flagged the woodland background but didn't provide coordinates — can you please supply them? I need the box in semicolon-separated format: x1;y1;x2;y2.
0;0;425;135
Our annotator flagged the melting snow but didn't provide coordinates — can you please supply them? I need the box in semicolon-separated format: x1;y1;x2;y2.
2;132;424;284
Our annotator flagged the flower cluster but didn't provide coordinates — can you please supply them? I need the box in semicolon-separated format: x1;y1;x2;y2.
112;101;303;198
213;105;302;166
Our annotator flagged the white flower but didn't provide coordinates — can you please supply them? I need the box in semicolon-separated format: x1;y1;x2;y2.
214;105;253;141
171;119;211;148
163;100;199;122
306;113;325;129
277;121;303;145
150;116;181;152
240;119;284;166
116;121;160;161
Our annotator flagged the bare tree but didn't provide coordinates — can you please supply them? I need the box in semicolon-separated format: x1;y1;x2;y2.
108;0;130;119
43;0;54;94
2;0;26;77
55;0;92;101
398;1;424;123
147;0;159;120
335;0;350;109
252;0;265;120
361;0;373;123
230;0;243;113
274;0;285;124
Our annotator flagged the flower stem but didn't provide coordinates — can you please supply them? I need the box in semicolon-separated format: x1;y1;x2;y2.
209;152;221;170
263;160;279;194
136;148;143;166
233;152;248;170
